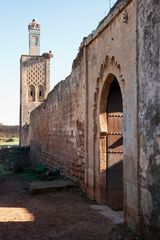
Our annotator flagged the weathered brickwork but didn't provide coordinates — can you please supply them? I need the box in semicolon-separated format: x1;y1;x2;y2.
137;0;160;238
21;0;160;238
30;60;85;187
84;2;138;229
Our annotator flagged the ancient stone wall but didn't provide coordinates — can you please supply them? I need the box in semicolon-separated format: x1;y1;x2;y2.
137;0;160;238
30;56;85;187
29;0;139;222
26;0;160;236
84;0;139;230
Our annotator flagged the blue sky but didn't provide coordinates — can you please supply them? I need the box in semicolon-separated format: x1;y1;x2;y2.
0;0;116;125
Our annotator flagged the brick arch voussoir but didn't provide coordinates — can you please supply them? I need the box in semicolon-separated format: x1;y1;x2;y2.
93;55;125;136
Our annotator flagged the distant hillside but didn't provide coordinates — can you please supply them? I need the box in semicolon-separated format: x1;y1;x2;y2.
0;124;19;138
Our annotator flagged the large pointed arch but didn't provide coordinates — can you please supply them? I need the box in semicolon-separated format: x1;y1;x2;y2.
98;74;124;210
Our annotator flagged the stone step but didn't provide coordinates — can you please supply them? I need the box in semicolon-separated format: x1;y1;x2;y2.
29;179;78;194
90;205;124;224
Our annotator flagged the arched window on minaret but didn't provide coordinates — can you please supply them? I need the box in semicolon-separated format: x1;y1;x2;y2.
28;85;35;102
38;85;45;102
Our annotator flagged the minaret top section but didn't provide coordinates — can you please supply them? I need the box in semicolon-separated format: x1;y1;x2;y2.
28;19;40;31
28;19;40;55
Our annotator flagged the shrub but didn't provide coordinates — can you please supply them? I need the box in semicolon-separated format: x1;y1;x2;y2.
5;138;14;142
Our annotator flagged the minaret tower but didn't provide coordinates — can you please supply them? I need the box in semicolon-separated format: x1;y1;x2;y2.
28;19;40;55
20;19;53;146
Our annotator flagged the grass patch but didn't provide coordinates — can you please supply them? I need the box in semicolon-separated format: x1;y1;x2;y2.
0;163;13;176
5;138;14;142
0;163;40;182
20;167;40;182
0;137;19;146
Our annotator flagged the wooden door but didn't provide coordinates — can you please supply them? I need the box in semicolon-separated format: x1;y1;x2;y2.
106;79;123;210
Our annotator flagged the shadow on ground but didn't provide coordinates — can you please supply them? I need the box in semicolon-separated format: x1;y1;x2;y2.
0;163;142;240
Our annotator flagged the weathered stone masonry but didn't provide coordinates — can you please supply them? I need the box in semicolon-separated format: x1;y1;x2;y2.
137;0;160;238
30;57;85;188
23;0;160;238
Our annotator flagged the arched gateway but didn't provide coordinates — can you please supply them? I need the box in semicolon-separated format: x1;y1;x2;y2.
98;74;123;210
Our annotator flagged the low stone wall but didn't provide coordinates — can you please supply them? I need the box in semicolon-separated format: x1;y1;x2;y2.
0;146;30;172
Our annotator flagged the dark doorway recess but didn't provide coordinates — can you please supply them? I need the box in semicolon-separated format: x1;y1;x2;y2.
106;78;123;210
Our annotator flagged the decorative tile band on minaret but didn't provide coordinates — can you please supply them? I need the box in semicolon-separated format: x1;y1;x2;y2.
28;19;40;55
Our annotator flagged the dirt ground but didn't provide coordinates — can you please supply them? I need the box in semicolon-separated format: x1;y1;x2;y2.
0;173;141;240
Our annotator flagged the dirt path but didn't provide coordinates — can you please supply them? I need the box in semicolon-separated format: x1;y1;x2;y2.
0;174;139;240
